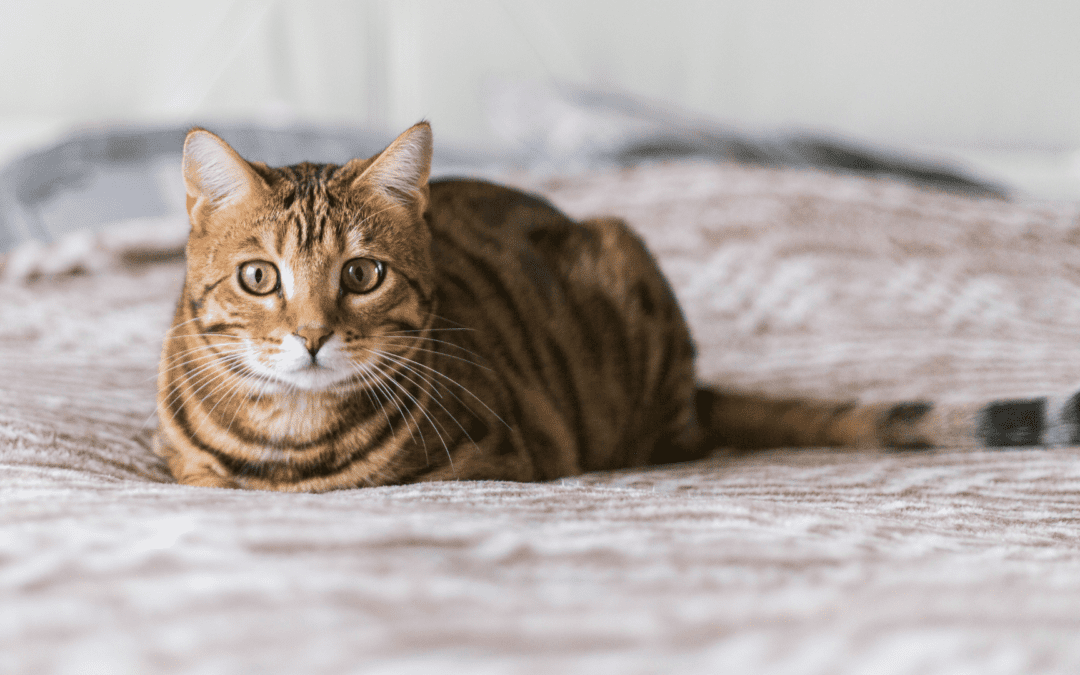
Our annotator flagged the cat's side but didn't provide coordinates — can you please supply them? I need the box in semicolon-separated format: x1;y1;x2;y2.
156;123;1035;492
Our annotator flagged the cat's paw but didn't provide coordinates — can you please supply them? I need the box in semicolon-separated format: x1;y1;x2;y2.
154;433;240;489
177;472;241;490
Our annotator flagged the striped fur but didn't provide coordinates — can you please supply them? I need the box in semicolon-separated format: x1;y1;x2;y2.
153;123;1038;492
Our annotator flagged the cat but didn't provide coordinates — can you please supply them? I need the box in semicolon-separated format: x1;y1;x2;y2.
154;122;1054;492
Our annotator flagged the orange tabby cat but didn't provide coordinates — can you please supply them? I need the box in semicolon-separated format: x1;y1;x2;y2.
155;122;942;491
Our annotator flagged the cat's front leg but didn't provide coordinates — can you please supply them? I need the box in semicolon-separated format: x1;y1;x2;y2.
175;468;240;490
152;433;240;489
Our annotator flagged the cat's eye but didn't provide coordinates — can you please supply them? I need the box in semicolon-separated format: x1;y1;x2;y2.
341;258;385;294
237;261;279;295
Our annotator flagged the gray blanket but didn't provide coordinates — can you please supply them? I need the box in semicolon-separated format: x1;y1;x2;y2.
4;159;1080;674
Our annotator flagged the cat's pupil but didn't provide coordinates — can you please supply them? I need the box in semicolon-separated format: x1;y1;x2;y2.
341;258;382;294
238;261;278;295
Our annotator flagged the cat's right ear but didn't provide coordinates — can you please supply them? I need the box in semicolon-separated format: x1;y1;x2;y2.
182;128;268;227
351;122;433;214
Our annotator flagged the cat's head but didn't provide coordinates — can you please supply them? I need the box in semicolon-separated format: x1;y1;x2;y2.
179;123;435;393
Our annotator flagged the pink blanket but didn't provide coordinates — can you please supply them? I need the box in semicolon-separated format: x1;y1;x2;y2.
4;161;1080;673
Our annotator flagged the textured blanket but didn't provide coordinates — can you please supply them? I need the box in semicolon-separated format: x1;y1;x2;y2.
5;161;1080;674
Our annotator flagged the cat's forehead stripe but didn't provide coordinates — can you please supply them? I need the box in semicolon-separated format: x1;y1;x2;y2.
279;264;296;299
274;220;289;255
294;170;332;253
266;162;396;257
346;228;366;250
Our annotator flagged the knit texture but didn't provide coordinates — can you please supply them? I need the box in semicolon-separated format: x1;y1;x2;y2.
4;161;1080;673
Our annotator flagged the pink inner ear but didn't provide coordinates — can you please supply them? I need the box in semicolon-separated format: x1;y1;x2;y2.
356;123;432;207
183;131;262;207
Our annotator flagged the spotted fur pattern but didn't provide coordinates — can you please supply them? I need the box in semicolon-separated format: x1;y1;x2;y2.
156;123;1010;493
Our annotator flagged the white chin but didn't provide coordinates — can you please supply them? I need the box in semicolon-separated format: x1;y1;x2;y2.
243;342;357;392
274;367;354;392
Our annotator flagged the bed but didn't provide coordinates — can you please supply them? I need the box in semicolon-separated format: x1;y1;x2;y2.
4;123;1080;673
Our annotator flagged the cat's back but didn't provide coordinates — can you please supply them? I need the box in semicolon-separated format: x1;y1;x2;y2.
426;178;614;307
423;178;703;475
427;178;571;244
425;178;612;337
426;178;590;328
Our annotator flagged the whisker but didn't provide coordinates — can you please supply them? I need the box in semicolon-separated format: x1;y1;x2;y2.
151;346;248;381
169;315;209;329
194;359;263;441
347;362;403;449
264;373;299;465
381;327;476;335
164;338;247;353
171;343;249;366
376;340;491;371
354;204;401;230
188;358;267;452
160;333;247;342
156;361;225;415
159;351;246;406
355;360;421;447
150;352;248;429
245;366;279;418
158;344;247;368
339;362;422;480
226;367;278;442
160;316;205;336
370;350;483;461
370;349;445;401
156;346;248;373
370;348;510;431
377;332;489;359
428;313;472;330
377;367;425;447
151;360;239;430
368;356;451;474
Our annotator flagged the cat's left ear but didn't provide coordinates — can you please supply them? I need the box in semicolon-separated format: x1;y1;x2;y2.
353;122;432;214
182;128;269;226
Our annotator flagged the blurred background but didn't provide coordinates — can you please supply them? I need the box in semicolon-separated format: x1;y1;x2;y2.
2;0;1080;252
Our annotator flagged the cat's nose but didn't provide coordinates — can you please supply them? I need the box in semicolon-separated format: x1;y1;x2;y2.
295;325;333;357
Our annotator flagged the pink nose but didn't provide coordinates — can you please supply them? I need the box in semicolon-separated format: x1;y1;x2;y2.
295;326;332;356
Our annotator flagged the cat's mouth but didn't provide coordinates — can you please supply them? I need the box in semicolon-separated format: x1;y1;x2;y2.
265;367;354;393
240;353;354;393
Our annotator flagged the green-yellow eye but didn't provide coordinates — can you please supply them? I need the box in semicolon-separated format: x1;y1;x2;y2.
341;258;385;294
238;261;279;295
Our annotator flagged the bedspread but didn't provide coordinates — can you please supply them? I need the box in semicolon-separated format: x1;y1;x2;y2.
4;160;1080;674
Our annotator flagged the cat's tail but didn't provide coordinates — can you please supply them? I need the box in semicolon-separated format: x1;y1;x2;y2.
691;386;1080;454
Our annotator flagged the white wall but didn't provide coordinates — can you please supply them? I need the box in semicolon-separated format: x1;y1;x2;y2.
1;0;1078;152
